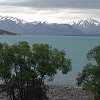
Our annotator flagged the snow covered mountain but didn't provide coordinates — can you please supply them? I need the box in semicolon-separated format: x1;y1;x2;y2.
70;19;100;35
0;16;84;36
0;16;100;36
0;16;28;35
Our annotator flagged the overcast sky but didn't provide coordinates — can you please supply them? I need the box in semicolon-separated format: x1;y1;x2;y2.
0;0;100;23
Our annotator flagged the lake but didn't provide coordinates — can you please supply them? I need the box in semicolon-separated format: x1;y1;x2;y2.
0;35;100;85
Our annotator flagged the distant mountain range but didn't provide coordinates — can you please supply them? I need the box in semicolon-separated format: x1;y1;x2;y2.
0;16;100;36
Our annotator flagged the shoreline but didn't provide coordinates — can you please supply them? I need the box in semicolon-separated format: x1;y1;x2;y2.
47;85;94;100
0;85;94;100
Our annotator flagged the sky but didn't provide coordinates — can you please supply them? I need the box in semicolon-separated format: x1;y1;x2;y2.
0;0;100;23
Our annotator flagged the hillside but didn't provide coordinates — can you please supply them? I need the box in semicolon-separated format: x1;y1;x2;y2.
0;29;19;35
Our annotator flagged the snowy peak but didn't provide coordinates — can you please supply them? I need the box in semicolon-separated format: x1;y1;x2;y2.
69;18;100;35
0;16;27;24
70;18;100;27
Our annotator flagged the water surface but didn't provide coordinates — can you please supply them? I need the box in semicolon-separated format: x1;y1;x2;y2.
0;35;100;85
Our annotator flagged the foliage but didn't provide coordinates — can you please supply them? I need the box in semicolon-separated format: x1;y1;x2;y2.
77;45;100;100
0;41;71;100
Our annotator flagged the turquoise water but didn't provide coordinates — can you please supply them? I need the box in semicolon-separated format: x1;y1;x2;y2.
0;35;100;85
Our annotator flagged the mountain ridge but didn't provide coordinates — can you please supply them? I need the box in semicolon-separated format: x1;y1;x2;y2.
0;16;100;36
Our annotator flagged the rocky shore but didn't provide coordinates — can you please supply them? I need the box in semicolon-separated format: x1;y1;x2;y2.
0;85;94;100
47;85;94;100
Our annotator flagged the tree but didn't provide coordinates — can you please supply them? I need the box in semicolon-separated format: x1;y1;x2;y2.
76;45;100;100
0;41;71;100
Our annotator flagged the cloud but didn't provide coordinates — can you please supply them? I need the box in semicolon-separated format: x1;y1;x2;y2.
0;5;37;14
0;0;100;23
0;8;100;23
0;0;100;9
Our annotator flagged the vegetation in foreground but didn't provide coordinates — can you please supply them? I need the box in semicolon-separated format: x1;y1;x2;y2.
0;41;71;100
77;45;100;100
